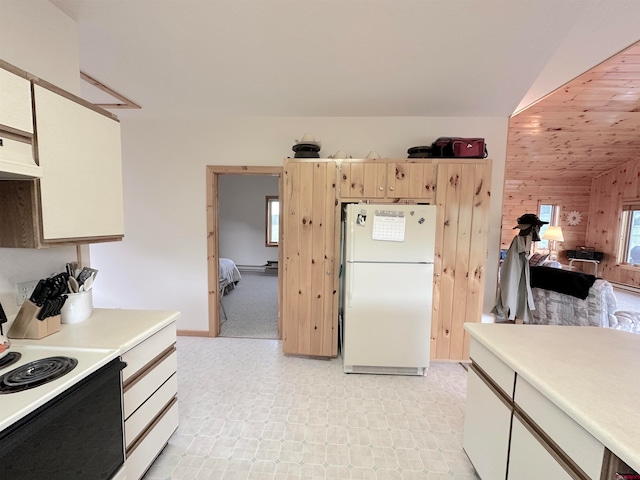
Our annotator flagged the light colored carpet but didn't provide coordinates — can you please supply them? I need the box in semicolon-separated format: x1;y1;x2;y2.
219;271;279;339
613;287;640;312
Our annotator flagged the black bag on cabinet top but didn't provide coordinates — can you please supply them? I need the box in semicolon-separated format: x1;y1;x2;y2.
407;146;433;158
431;137;488;158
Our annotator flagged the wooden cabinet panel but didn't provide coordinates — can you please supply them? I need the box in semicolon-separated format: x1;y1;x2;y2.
339;160;434;200
282;160;338;357
432;160;491;361
34;84;124;241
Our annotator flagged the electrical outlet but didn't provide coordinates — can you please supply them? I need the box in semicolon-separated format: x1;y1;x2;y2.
16;280;39;306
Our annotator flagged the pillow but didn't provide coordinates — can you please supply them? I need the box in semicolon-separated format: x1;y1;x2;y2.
529;253;549;267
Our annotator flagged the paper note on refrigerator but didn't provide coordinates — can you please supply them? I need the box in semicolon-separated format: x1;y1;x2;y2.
372;211;406;241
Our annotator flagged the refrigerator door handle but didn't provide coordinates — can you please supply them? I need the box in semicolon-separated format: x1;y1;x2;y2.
348;265;354;308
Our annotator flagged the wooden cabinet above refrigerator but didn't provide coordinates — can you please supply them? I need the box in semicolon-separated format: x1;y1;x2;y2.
280;157;491;361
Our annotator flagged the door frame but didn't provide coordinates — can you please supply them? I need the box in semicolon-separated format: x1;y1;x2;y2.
206;165;283;337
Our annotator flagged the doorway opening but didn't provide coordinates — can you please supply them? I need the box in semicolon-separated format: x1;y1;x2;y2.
206;166;283;338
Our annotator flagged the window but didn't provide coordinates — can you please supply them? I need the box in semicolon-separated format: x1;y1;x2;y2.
536;203;559;251
618;202;640;265
266;196;279;247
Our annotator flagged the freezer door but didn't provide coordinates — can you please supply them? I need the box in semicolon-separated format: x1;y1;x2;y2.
345;204;436;263
343;262;433;370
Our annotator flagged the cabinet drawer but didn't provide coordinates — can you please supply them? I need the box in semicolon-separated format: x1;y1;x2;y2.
125;400;178;480
122;323;176;383
515;377;604;479
469;337;515;398
125;373;177;449
124;349;177;419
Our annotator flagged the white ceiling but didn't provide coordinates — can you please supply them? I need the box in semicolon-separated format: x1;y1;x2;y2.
49;0;640;119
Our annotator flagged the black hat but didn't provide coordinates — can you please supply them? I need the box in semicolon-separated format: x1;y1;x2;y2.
513;213;548;230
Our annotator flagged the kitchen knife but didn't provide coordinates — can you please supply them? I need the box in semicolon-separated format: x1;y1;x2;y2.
77;267;98;286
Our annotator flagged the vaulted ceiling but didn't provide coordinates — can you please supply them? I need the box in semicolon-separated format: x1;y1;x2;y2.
506;41;640;185
49;0;640;123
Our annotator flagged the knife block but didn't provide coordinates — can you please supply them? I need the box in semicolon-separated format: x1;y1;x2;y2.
7;299;61;339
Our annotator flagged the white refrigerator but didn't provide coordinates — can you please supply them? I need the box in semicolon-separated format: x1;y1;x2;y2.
342;203;436;375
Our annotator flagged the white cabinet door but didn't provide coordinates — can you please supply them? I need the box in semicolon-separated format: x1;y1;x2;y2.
463;368;512;480
0;67;40;178
34;84;124;240
508;415;574;480
0;67;33;134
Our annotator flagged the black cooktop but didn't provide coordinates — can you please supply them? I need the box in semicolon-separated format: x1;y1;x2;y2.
0;352;21;371
0;356;78;394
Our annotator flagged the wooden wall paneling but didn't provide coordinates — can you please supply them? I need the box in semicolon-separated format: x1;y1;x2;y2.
421;162;435;200
324;162;338;356
375;162;386;198
430;166;445;359
434;163;462;359
407;163;424;198
586;174;606;270
282;160;337;357
622;161;639;198
463;162;492;358
362;162;378;198
349;162;364;197
0;180;39;248
298;163;315;354
390;163;409;198
339;162;350;198
282;161;301;354
310;163;327;355
501;179;591;254
586;159;640;287
449;164;474;360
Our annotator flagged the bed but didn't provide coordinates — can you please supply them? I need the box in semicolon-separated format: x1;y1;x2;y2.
219;258;242;295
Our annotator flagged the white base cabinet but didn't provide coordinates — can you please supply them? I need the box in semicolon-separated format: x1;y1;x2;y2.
122;323;178;480
463;368;512;480
464;338;605;480
508;415;574;480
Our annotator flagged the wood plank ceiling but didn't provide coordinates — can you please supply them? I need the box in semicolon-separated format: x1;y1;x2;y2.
506;41;640;184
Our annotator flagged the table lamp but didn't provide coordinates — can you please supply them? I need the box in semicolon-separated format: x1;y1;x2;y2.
541;226;564;260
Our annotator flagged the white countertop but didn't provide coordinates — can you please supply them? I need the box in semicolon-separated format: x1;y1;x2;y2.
11;308;180;351
1;308;179;431
464;323;640;474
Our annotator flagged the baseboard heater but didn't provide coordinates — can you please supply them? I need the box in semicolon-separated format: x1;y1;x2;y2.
344;365;426;376
237;265;264;273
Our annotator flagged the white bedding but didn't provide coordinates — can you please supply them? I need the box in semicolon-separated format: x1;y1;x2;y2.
219;258;241;291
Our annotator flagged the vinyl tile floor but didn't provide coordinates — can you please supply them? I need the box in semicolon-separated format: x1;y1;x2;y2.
143;336;479;480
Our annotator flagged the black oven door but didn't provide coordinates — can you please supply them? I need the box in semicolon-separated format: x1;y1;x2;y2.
0;358;125;480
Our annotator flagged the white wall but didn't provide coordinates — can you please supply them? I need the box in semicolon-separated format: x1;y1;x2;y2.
219;175;279;267
90;116;508;332
0;0;80;318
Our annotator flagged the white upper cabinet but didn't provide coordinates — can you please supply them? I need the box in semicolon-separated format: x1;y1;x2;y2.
0;67;33;134
0;65;40;178
33;84;124;241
